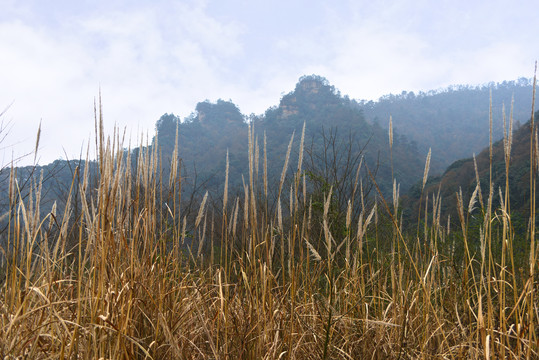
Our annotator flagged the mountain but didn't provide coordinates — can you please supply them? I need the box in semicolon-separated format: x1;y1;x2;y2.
358;79;535;174
3;76;421;229
0;158;94;234
151;76;424;202
155;100;248;199
3;75;535;231
254;75;422;196
403;110;539;241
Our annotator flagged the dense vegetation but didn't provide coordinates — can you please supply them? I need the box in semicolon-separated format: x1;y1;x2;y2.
153;75;423;200
404;110;539;265
0;76;538;358
359;78;534;173
4;75;534;225
255;75;422;195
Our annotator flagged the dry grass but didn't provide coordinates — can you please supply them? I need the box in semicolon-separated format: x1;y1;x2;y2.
0;91;538;359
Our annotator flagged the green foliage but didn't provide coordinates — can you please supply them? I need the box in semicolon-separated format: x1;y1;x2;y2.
2;83;539;359
256;75;423;196
404;110;539;242
359;79;535;174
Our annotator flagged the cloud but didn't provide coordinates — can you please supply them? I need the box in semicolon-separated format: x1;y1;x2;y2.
0;0;537;166
274;0;538;101
0;1;245;166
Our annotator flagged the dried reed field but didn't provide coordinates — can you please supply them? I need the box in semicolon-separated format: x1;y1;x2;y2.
1;80;538;359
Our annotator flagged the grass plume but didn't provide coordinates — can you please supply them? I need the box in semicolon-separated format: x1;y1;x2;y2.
0;88;538;360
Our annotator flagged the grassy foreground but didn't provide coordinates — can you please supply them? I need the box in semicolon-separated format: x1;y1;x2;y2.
1;96;538;359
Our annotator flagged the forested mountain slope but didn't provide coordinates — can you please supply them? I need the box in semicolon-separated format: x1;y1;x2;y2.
253;75;422;196
404;110;539;239
3;76;534;224
359;79;535;174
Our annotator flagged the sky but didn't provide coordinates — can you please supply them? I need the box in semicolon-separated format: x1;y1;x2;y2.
0;0;537;166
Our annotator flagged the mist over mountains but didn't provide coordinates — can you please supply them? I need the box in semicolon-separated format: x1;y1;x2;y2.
1;75;535;224
152;75;534;199
359;78;535;174
405;109;539;236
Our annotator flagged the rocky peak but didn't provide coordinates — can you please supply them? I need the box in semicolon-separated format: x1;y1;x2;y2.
196;99;244;125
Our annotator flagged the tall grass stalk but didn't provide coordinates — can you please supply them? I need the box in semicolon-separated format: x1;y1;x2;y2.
0;90;538;359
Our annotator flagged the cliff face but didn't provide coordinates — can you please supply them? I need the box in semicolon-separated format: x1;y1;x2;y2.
277;78;323;118
257;75;423;196
280;100;299;118
299;78;322;93
196;100;245;127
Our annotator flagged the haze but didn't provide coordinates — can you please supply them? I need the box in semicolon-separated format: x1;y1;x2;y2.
0;0;537;165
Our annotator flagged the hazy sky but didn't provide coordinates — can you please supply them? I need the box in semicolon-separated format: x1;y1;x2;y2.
1;0;537;165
